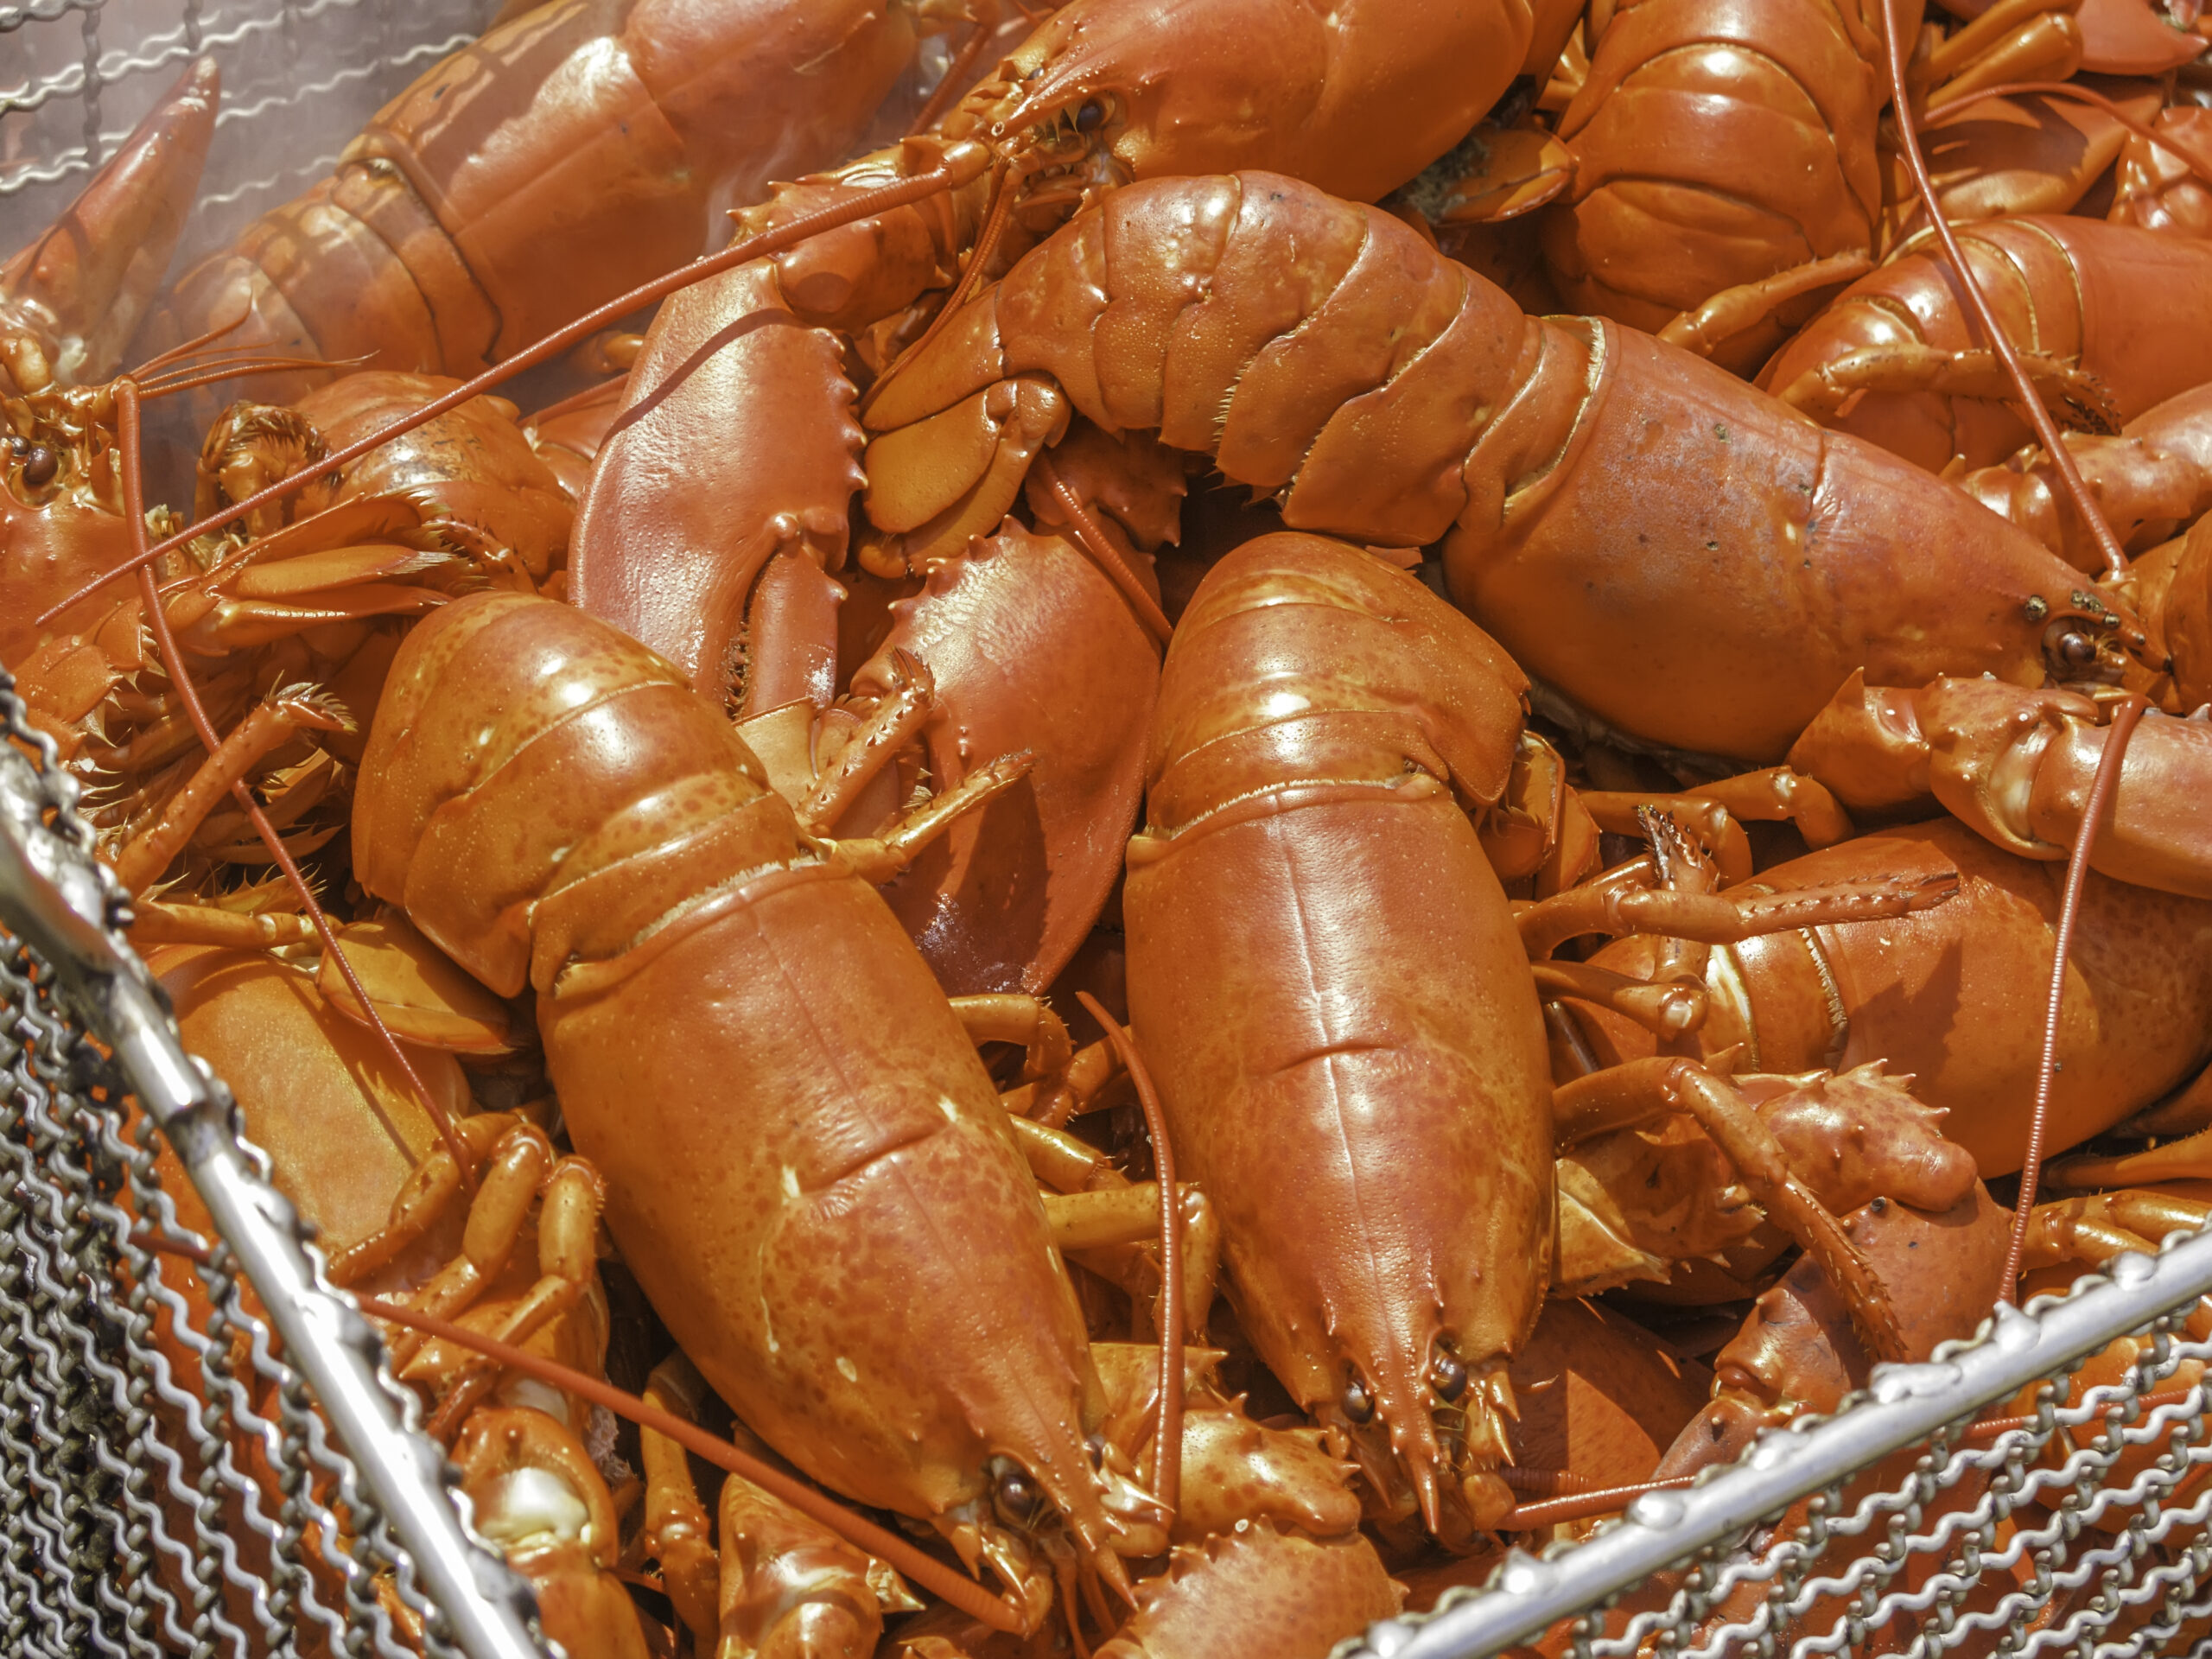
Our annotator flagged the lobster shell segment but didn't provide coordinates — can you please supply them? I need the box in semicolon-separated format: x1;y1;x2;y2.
353;594;1118;1556
1544;0;1901;342
1124;532;1550;1545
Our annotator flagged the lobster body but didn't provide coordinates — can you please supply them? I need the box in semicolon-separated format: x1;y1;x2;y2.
352;592;1120;1556
1124;533;1552;1541
1541;0;1915;372
152;0;920;402
1565;820;2212;1177
1761;216;2212;473
865;172;2106;762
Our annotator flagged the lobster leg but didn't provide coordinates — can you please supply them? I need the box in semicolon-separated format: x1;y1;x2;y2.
126;901;318;951
795;649;937;834
1556;1059;1917;1363
1477;732;1601;895
638;1352;912;1659
335;1119;552;1358
2050;1121;2212;1187
418;1157;608;1440
1002;1037;1122;1128
829;751;1035;882
952;992;1075;1092
1656;251;1873;366
1529;960;1707;1041
324;1114;513;1287
110;686;353;892
1774;342;2118;435
1580;769;1857;861
1516;864;1960;958
2018;1193;2212;1284
639;1357;725;1653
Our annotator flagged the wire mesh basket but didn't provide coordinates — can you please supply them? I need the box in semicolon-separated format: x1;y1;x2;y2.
8;4;2212;1658
0;671;549;1659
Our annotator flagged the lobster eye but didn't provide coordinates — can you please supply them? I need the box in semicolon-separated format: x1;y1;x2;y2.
2058;627;2098;668
1342;1375;1376;1424
990;1462;1045;1529
1074;99;1105;133
1430;1346;1470;1403
20;443;55;488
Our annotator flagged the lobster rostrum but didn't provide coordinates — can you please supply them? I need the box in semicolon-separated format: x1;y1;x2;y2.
351;590;1145;1622
860;168;2134;764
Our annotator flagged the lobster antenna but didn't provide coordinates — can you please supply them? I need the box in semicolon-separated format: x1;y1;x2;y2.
127;308;251;378
1880;0;2131;578
113;379;484;1194
1498;1476;1697;1529
38;165;968;628
1923;80;2212;195
137;358;340;398
1032;454;1173;642
1077;991;1182;1523
353;1294;1030;1635
1999;693;2148;1299
1967;1385;2197;1442
906;0;1001;139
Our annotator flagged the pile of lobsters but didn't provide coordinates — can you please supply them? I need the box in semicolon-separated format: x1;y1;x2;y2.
9;0;2212;1650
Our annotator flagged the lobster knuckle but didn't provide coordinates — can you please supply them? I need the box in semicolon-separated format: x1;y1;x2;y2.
861;376;1065;564
1785;671;1933;814
1918;677;2087;857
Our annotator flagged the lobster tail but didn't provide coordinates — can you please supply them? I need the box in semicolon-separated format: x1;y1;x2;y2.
1541;0;1906;372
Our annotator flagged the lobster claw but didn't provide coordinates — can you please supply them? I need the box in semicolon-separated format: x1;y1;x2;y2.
0;57;219;394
